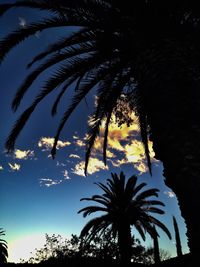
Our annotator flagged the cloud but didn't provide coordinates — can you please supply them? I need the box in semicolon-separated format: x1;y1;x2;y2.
39;178;63;187
63;170;70;180
75;139;85;147
56;161;66;167
72;157;108;176
8;163;21;171
14;149;34;160
75;112;155;175
38;137;71;151
0;165;3;171
18;17;27;28
164;191;176;198
69;154;80;159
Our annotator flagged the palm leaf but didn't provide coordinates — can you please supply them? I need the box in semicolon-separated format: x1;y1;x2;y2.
136;188;159;201
12;43;95;111
27;28;95;67
148;216;172;239
0;16;74;62
78;206;108;217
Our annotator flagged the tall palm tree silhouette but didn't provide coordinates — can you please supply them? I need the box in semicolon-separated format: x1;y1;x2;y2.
0;0;200;257
78;172;171;263
0;229;8;264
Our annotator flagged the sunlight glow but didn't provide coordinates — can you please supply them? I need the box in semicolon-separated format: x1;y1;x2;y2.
8;233;46;263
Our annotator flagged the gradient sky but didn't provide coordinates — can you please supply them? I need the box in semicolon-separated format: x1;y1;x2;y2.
0;3;189;263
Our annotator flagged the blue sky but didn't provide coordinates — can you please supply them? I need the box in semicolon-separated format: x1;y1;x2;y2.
0;3;189;262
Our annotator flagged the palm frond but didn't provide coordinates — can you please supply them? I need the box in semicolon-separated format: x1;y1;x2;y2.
95;182;113;197
12;43;95;111
51;75;80;115
0;16;72;62
134;222;146;241
146;207;165;214
132;182;147;198
5;103;37;152
136;188;159;201
85;67;132;173
149;216;172;239
80;214;109;238
124;175;137;198
27;28;95;67
51;60;111;160
78;206;108;217
80;196;109;207
103;112;112;165
141;200;165;206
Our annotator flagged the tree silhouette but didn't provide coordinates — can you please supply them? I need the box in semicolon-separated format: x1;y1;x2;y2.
1;0;200;257
152;226;160;264
173;216;183;258
0;229;8;264
78;172;171;263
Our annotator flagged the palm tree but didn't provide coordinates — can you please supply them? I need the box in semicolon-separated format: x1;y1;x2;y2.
0;0;200;257
0;229;8;264
173;216;183;258
78;172;171;263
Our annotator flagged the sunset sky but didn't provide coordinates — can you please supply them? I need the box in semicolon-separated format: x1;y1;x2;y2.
0;3;189;263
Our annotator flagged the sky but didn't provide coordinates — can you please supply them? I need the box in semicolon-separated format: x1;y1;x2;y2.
0;3;189;263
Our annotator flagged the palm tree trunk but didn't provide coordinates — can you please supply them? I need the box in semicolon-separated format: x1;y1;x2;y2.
136;44;200;260
147;88;200;259
118;224;132;264
153;229;160;264
173;216;183;257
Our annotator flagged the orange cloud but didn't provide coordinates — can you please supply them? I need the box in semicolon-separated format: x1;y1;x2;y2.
74;112;156;175
72;157;108;176
14;149;34;160
38;137;70;151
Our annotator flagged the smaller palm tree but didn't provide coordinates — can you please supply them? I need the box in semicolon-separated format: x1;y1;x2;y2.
78;172;171;263
0;229;8;264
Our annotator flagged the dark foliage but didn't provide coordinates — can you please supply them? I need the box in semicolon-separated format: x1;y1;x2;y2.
0;228;8;264
78;172;171;263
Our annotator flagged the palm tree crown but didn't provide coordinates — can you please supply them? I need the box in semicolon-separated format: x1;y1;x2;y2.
0;0;176;172
0;1;199;172
0;229;8;264
78;172;171;262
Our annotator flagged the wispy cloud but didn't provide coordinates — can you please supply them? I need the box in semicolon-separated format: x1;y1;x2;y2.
39;178;63;187
72;157;108;177
18;17;27;28
0;165;3;171
38;137;71;151
75;139;85;147
8;163;21;171
69;154;80;159
56;161;66;167
14;149;34;160
63;170;70;180
164;191;176;198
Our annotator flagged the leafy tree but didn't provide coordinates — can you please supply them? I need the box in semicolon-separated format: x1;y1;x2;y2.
0;229;8;264
22;231;144;264
144;247;171;265
1;0;200;256
78;172;171;263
